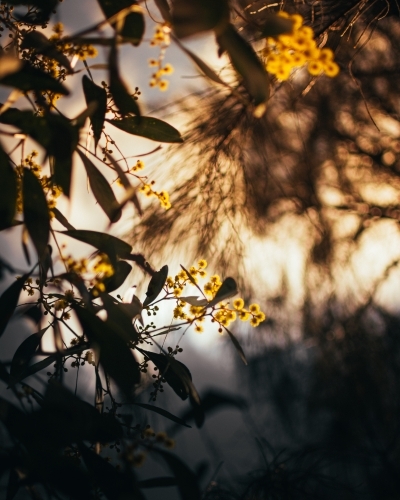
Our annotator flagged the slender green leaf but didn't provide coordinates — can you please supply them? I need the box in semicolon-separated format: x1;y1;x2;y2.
143;265;168;307
23;168;50;260
60;229;132;256
10;326;49;380
153;449;201;500
0;274;29;339
216;24;270;107
97;0;145;45
0;145;17;230
108;45;141;117
133;402;191;427
82;76;107;147
77;149;122;222
107;117;183;143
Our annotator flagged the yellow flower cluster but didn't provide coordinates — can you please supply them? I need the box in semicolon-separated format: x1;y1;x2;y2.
50;22;98;61
16;151;62;218
139;183;171;210
233;300;266;327
61;251;114;296
264;12;340;81
148;24;173;91
130;159;145;172
165;259;266;331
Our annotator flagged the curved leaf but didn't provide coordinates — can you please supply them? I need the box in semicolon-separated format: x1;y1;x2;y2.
82;76;107;147
60;229;132;256
0;274;29;338
21;31;72;71
171;0;229;39
216;24;269;108
0;145;17;230
98;0;145;45
108;45;141;117
224;326;247;365
138;348;199;402
77;149;122;222
0;63;69;94
143;265;168;307
23;168;50;260
207;277;238;307
103;260;132;292
76;306;141;397
10;326;49;380
107;117;183;143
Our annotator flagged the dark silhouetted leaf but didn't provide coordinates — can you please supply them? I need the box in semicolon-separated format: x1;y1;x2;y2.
138;348;200;403
179;296;207;306
101;292;138;342
107;117;183;143
60;229;132;256
15;343;89;382
76;306;140;397
0;63;69;94
109;45;141;117
21;31;72;71
39;244;53;285
0;274;29;339
217;24;269;108
154;449;201;500
52;207;75;230
132;402;191;427
77;149;122;222
171;0;229;38
82;75;107;147
79;443;145;500
10;326;49;380
259;13;294;38
0;145;17;230
98;0;145;45
0;110;78;196
103;260;132;292
207;277;238;307
174;39;228;86
22;304;42;324
176;389;247;433
138;476;177;488
224;326;247;365
40;381;123;445
143;265;168;307
22;168;50;260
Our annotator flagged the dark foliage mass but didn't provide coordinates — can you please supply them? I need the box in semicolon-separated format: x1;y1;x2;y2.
1;0;400;499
